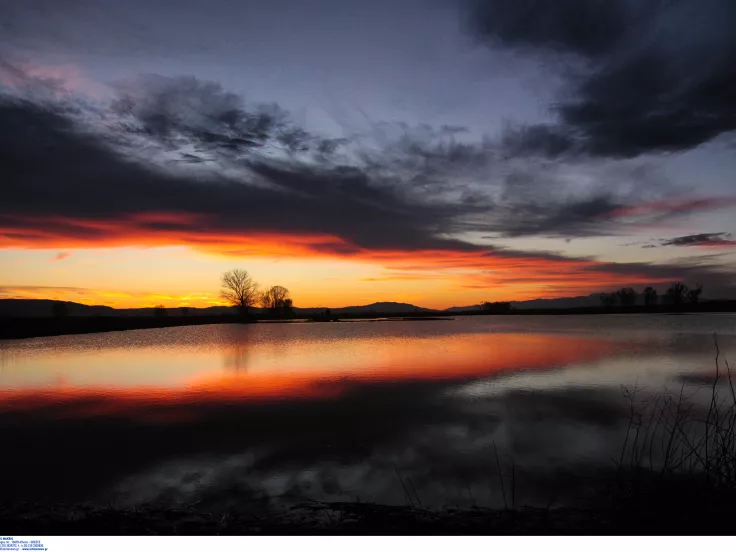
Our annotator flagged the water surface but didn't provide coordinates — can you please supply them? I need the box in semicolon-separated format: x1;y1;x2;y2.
1;314;734;510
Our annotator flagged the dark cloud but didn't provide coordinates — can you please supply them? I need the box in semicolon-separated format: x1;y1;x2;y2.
110;76;688;243
477;161;683;238
497;195;624;238
0;85;485;253
2;63;735;296
469;0;630;59
111;74;348;162
0;71;613;247
0;78;725;250
6;58;726;246
661;233;736;247
0;75;732;254
629;232;736;249
499;247;736;297
469;0;736;157
500;123;579;158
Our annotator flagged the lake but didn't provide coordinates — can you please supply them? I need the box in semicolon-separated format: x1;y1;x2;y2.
1;314;735;512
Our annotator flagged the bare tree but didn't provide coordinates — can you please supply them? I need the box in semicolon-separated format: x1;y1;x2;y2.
616;287;637;307
643;286;658;306
686;283;703;304
153;304;167;317
220;269;259;314
259;285;292;317
599;292;617;308
664;282;689;306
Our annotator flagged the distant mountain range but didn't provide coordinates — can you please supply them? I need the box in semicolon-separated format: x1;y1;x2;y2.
295;302;434;315
0;299;436;318
0;295;654;317
446;294;611;311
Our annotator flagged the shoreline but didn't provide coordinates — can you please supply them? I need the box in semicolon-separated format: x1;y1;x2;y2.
1;306;735;340
0;315;457;341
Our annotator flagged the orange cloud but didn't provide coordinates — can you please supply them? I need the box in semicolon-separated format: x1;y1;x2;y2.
0;212;351;257
52;251;71;261
0;212;692;305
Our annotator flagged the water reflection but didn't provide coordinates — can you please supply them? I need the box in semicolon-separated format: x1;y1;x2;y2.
0;332;616;416
222;340;251;374
0;315;734;511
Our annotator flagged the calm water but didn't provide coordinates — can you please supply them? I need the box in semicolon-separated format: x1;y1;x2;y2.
1;314;735;511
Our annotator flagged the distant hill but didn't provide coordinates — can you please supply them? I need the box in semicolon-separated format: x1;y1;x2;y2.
328;302;435;315
445;293;621;312
443;305;478;313
0;299;435;318
512;294;608;310
0;299;116;318
2;293;718;318
0;299;239;318
0;296;620;317
0;295;636;318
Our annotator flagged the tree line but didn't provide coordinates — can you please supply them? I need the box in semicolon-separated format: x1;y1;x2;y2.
479;301;512;313
599;282;702;308
220;268;294;317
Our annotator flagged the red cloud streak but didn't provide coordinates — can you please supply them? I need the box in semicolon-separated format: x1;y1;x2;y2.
0;211;679;300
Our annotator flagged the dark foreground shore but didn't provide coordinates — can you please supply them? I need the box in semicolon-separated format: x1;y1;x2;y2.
2;300;736;340
0;502;623;536
0;315;242;340
0;315;458;340
2;492;734;536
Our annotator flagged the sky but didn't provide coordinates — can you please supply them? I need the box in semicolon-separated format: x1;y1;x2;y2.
1;0;735;309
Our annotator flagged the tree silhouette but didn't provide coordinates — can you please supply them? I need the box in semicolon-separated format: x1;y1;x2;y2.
220;269;259;314
310;308;333;322
259;285;290;311
664;282;689;306
643;287;658;306
481;301;511;313
599;293;617;308
686;284;703;304
154;304;167;317
616;287;637;307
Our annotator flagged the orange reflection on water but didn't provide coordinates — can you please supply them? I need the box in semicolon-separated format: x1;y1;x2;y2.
0;333;615;420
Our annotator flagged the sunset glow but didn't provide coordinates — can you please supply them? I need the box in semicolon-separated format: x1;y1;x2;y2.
2;0;736;310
